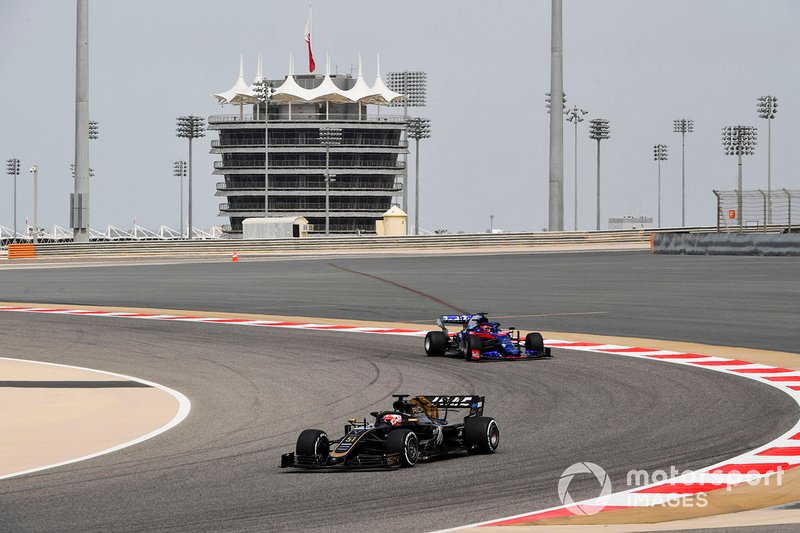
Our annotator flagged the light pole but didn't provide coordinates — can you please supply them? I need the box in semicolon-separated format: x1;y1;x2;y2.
387;71;427;222
565;106;587;230
254;80;276;218
176;115;206;238
73;0;90;243
722;125;757;229
673;119;694;226
319;127;342;235
653;144;668;227
28;165;39;243
548;0;565;232
757;95;778;223
406;117;432;235
6;158;20;240
588;118;610;231
173;161;187;237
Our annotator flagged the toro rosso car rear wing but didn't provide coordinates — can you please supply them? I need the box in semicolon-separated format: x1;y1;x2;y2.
437;313;486;331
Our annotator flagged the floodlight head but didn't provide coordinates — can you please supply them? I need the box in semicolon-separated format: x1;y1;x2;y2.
673;118;694;134
319;126;343;146
756;95;778;119
588;118;610;140
406;117;432;140
176;115;206;139
387;71;427;107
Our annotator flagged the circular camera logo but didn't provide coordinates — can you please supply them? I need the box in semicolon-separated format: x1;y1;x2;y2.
558;462;613;515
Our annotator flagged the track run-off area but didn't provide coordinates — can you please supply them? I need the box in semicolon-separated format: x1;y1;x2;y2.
0;250;799;531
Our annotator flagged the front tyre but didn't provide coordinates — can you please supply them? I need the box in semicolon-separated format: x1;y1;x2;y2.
296;429;329;459
464;334;482;361
386;429;419;468
525;332;545;353
464;417;500;454
425;331;448;357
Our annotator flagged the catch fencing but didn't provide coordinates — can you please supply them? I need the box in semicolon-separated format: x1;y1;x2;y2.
713;189;799;233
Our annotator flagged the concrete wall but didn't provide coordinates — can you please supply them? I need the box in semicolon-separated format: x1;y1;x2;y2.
653;232;800;256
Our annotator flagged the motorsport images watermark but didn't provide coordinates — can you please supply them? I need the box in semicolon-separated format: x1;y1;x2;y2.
558;462;786;515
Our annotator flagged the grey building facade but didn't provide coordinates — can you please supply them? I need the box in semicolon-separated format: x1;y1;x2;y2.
208;74;407;236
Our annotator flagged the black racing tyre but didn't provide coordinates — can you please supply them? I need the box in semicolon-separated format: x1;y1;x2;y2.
464;334;482;361
425;331;448;357
525;332;545;353
385;429;419;468
464;416;500;454
296;429;329;458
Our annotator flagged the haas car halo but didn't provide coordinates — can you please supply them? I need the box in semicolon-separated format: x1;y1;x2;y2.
425;313;553;361
280;395;499;469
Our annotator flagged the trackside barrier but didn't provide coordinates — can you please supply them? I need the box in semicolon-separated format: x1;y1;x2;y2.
7;244;36;259
653;232;800;256
5;230;653;260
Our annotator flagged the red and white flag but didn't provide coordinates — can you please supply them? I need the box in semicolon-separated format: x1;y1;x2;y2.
304;7;316;73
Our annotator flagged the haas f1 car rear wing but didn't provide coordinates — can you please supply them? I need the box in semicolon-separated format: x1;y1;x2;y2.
417;395;485;417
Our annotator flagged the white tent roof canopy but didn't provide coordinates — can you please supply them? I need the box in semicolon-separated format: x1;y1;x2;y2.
214;53;406;106
213;54;252;104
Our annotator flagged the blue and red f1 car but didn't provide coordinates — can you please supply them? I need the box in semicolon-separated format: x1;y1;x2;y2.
424;312;552;361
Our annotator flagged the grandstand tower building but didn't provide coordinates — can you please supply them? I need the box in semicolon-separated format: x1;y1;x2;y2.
209;56;408;236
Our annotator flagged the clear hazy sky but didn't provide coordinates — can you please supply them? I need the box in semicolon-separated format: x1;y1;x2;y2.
1;0;798;233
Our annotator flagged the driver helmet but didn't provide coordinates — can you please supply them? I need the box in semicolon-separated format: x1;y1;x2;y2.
383;413;403;426
477;316;489;325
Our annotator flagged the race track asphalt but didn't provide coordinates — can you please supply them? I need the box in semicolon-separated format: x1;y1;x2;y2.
0;250;798;531
0;251;798;352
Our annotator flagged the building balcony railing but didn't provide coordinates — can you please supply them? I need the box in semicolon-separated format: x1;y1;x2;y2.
208;113;407;124
217;181;403;193
211;139;408;149
220;203;389;213
214;160;405;170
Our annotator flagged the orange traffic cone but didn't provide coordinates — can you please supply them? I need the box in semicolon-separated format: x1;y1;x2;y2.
232;251;239;262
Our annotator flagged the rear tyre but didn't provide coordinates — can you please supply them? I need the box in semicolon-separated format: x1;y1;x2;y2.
425;331;448;357
464;334;482;361
386;429;419;468
525;332;545;354
464;417;500;454
296;429;329;458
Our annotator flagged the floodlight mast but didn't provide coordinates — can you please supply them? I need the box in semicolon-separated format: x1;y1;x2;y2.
254;80;276;219
721;125;757;228
653;144;668;227
387;71;427;227
6;158;20;239
757;95;778;223
588;118;610;231
673;119;694;226
175;115;206;238
319;127;343;235
173;161;187;237
406;117;431;235
565;106;587;230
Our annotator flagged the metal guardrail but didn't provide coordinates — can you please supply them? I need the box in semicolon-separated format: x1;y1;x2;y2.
208;114;407;124
8;230;656;260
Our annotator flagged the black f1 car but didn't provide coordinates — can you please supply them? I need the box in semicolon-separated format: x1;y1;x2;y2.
424;313;552;361
280;394;499;469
